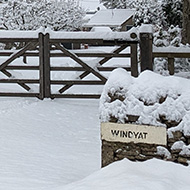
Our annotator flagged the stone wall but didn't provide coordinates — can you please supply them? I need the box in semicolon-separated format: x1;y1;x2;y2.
100;70;190;167
102;140;159;167
102;126;190;167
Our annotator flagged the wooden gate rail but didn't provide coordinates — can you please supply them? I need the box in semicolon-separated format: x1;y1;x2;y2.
50;66;131;72
0;51;131;58
0;92;40;97
0;79;39;83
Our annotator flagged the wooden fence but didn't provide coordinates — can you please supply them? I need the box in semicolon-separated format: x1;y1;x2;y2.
0;27;189;99
153;47;190;75
139;27;190;74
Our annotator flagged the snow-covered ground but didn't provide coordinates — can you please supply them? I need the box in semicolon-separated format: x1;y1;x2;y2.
0;98;100;190
1;75;190;190
1;96;190;190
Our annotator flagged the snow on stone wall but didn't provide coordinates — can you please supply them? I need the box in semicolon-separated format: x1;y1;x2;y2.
100;69;190;165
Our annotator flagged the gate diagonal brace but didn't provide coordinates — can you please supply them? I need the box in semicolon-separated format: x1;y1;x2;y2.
57;44;129;94
53;43;107;93
99;44;129;65
0;42;39;91
54;43;107;82
0;42;38;72
1;69;30;91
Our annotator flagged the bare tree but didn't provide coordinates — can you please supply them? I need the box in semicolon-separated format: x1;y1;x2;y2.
182;0;190;44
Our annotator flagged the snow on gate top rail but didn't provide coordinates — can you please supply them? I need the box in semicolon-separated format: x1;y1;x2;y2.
0;27;139;42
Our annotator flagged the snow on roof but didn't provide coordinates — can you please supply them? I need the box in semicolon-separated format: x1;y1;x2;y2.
83;9;135;28
99;69;190;136
90;26;112;32
83;13;95;23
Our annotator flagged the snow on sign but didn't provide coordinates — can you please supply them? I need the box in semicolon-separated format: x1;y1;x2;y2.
101;123;166;145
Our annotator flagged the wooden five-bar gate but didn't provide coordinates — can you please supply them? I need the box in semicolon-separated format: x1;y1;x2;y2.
0;29;138;99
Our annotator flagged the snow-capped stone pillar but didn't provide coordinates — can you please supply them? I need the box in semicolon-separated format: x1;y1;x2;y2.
139;24;153;72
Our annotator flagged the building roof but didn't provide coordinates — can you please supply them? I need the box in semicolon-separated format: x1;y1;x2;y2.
79;0;106;12
83;9;135;28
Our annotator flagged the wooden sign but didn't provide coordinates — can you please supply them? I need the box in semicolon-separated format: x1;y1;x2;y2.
101;123;166;145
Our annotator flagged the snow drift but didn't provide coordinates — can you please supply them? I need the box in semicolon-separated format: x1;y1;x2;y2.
59;158;190;190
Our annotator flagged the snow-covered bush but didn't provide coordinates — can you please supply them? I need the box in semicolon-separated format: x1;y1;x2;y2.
154;25;182;47
0;0;85;31
162;0;183;28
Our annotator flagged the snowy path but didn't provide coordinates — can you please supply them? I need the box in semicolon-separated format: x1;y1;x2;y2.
0;98;100;190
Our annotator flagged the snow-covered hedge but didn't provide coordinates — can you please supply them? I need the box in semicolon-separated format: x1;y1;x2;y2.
0;0;85;31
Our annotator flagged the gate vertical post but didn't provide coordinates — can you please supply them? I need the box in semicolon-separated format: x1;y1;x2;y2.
39;33;45;100
130;43;138;77
43;33;51;98
139;25;153;72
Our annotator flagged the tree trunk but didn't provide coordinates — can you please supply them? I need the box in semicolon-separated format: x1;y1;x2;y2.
182;0;190;44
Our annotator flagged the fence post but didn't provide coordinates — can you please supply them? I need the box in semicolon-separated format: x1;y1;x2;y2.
168;57;174;75
139;24;153;72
